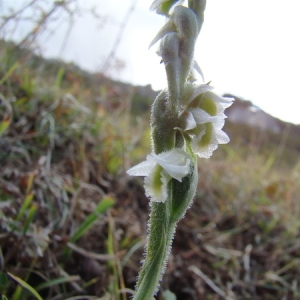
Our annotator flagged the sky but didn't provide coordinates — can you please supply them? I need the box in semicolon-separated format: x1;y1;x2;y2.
2;0;300;125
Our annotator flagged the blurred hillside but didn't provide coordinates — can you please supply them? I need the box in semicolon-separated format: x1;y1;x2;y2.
1;40;300;300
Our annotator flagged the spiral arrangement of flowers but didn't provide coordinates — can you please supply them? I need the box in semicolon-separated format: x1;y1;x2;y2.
127;1;233;299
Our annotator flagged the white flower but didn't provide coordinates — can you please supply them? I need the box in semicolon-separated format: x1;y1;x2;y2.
127;149;191;203
180;85;234;158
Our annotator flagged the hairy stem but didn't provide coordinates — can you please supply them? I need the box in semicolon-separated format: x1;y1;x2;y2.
133;185;176;300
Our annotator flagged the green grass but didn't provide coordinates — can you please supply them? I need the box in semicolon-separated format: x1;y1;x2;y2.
0;39;300;299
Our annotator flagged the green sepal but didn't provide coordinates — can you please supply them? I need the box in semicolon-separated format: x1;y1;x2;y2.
170;143;198;223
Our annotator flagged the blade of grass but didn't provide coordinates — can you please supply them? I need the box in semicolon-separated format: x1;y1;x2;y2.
22;72;35;97
0;271;9;295
16;193;34;222
23;204;38;235
55;67;65;88
35;275;80;292
69;196;115;243
64;196;115;259
7;272;43;300
120;239;145;269
25;173;35;195
64;296;100;300
0;116;10;137
0;95;12;138
10;257;39;300
11;285;23;300
0;61;19;85
107;215;120;300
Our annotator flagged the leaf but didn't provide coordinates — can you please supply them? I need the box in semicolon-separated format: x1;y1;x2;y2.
55;67;65;88
69;196;115;243
0;61;19;85
0;272;9;293
16;193;34;222
7;272;43;300
0;116;10;137
23;204;38;235
35;275;80;291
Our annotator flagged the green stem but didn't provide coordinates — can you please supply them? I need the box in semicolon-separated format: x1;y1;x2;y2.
133;158;197;299
133;186;176;300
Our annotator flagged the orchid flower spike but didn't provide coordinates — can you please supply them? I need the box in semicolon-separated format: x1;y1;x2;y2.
126;1;234;298
127;149;191;203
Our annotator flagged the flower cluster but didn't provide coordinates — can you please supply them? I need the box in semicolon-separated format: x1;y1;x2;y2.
130;1;234;299
128;88;233;202
179;84;234;158
127;0;233;203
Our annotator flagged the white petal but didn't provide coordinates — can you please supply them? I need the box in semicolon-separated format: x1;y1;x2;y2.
126;155;156;176
184;111;197;130
192;132;218;159
153;149;190;181
189;108;220;124
193;60;205;82
212;117;225;129
191;122;230;158
216;130;230;144
144;170;170;203
194;143;218;159
188;84;214;104
207;92;234;113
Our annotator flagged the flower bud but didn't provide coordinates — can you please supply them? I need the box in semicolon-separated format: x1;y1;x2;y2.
172;6;199;38
172;6;199;85
188;0;206;30
151;90;178;153
159;32;180;64
150;0;183;16
158;33;182;104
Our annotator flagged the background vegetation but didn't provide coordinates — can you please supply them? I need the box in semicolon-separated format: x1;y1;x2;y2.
1;1;300;299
